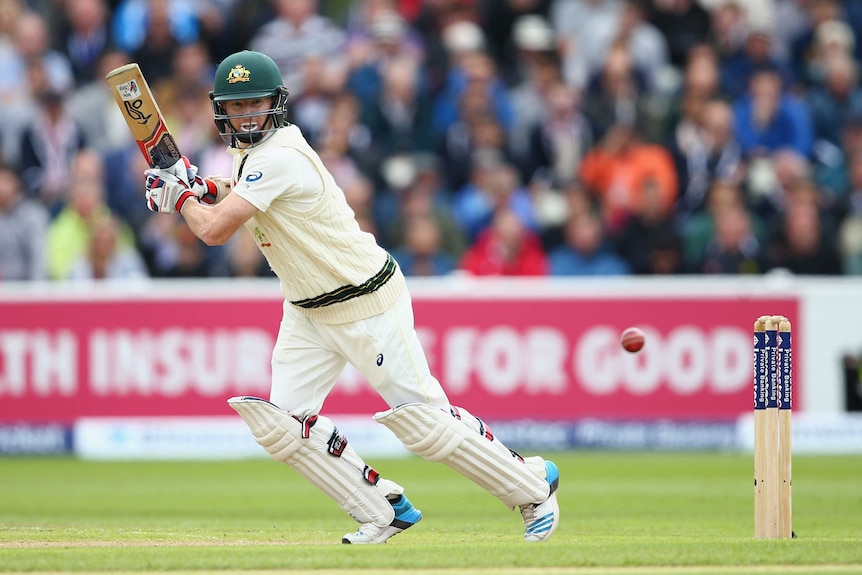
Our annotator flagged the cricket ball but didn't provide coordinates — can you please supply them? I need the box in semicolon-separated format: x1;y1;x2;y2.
620;327;645;353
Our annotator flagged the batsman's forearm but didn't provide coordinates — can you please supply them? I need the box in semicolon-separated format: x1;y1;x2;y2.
179;200;232;245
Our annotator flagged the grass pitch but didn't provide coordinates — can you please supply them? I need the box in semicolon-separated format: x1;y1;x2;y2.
0;452;860;574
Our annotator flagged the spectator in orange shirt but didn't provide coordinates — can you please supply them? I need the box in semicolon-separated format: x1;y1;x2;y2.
460;207;548;276
578;122;678;233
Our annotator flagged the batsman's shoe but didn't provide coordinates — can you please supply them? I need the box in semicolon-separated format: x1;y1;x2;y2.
520;460;560;542
342;494;422;544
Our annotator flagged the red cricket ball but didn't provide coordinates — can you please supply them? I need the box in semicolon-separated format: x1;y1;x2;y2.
620;327;646;353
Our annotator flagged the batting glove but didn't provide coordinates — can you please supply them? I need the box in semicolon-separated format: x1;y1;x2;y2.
144;156;217;213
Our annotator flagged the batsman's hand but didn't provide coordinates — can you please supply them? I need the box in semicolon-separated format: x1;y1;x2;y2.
144;156;217;213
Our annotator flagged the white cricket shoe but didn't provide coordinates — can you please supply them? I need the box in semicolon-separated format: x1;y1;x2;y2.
520;460;560;542
342;494;422;544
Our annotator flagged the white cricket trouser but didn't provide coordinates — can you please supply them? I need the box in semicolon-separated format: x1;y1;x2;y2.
269;290;450;417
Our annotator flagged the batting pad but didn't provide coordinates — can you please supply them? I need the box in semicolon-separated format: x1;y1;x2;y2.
374;403;550;508
228;396;399;526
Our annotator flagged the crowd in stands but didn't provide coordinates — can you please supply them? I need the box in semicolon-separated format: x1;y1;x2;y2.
2;0;862;282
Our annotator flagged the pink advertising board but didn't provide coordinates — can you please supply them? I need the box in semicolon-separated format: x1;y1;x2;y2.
0;294;799;423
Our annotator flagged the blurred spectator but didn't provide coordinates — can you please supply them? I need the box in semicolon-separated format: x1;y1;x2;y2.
551;0;622;88
719;20;795;99
0;0;25;111
141;215;228;277
196;120;236;183
548;207;630;275
787;0;844;86
438;87;517;191
68;215;149;280
837;152;862;272
807;51;862;148
672;98;744;220
377;153;465;258
519;82;593;185
844;0;862;64
343;173;377;232
615;0;670;94
127;0;195;84
0;168;49;281
460;206;548;276
644;227;686;274
664;43;724;141
104;145;155;236
411;0;482;93
433;47;515;138
153;41;216;111
578;122;678;233
693;201;769;274
644;0;711;68
206;0;273;61
805;18;856;87
56;0;115;85
746;148;815;222
582;42;664;143
17;76;88;213
12;11;75;93
68;48;134;158
187;0;242;63
505;14;558;91
614;174;679;274
538;179;594;250
46;150;137;280
390;214;458;276
112;0;199;56
733;67;813;159
708;2;749;70
699;0;775;40
345;7;425;107
360;54;437;158
772;0;810;64
681;179;765;267
480;4;554;86
290;54;340;144
315;93;376;188
768;192;842;275
452;156;536;242
812;113;862;203
249;0;346;100
508;39;563;160
837;148;862;220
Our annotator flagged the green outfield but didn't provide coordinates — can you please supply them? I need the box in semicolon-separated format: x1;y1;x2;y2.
0;452;860;574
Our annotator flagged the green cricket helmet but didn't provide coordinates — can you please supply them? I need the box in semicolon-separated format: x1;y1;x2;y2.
209;51;290;147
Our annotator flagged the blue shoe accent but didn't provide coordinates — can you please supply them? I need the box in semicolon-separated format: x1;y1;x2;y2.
521;459;560;542
545;460;559;494
389;494;422;528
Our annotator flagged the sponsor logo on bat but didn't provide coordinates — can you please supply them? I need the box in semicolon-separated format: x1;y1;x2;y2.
117;79;143;101
123;99;152;125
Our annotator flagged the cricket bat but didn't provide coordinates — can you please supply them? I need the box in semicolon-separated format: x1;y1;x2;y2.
105;63;182;169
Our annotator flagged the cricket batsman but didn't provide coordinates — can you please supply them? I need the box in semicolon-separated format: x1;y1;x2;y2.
142;50;560;544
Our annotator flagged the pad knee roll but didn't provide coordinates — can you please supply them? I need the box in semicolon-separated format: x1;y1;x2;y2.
229;396;399;526
374;403;549;508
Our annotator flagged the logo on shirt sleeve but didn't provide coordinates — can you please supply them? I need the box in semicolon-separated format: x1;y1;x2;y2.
254;227;271;248
245;171;263;182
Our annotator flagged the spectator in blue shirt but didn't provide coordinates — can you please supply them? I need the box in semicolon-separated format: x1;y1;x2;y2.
548;209;630;276
733;67;813;159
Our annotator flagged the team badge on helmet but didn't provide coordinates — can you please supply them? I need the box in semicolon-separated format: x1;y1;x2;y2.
227;65;251;84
